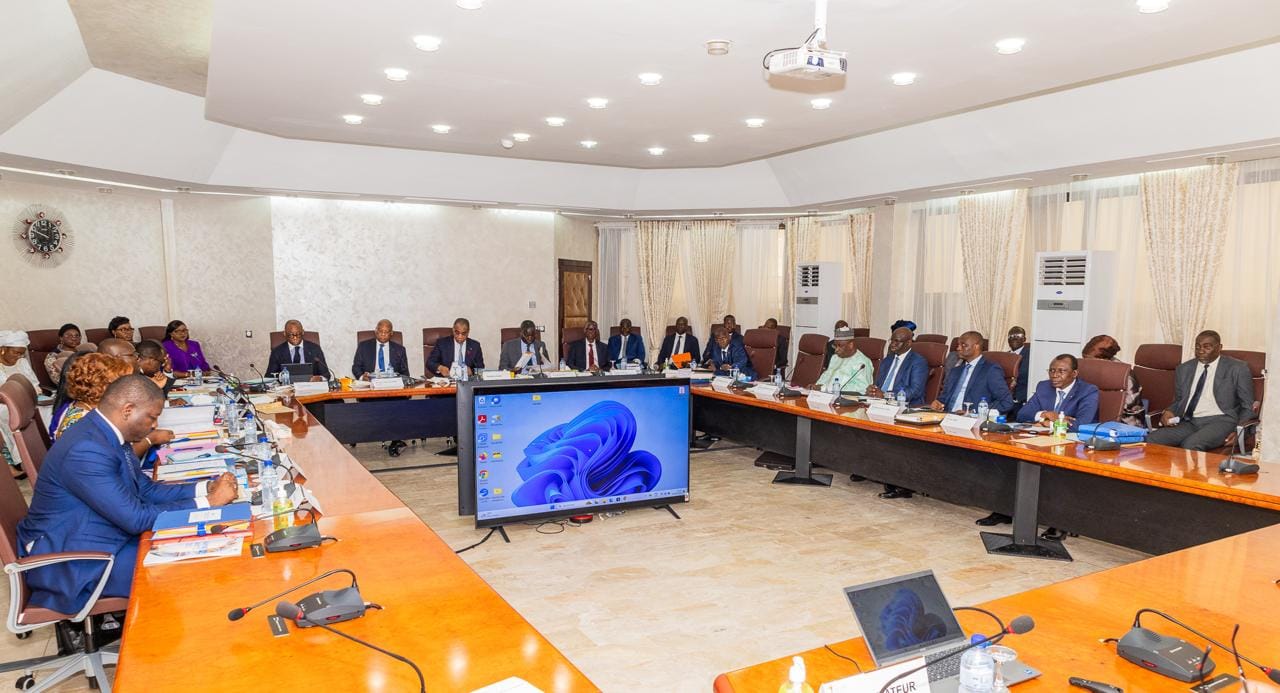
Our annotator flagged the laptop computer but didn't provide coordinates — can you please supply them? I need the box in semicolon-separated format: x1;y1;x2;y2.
843;570;1040;691
283;363;315;381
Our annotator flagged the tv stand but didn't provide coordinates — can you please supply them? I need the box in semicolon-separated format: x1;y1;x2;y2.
495;525;510;543
655;504;682;520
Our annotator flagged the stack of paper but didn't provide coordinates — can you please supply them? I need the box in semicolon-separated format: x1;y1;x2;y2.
144;536;245;566
151;503;253;543
156;453;235;482
157;404;218;437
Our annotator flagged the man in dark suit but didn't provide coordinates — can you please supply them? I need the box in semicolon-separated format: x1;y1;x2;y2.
822;320;850;369
704;326;755;380
1016;354;1099;431
931;331;1014;414
762;318;788;369
17;376;237;612
566;321;611;373
1148;330;1255;451
862;324;931;499
656;316;700;368
607;318;645;366
266;319;329;380
352;319;409;380
1007;326;1031;405
427;317;484;377
498;320;552;371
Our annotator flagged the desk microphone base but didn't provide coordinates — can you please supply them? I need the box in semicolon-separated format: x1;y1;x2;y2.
772;471;833;487
980;531;1072;561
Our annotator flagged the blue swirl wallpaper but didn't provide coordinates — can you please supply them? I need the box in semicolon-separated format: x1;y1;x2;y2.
879;588;949;651
474;385;690;522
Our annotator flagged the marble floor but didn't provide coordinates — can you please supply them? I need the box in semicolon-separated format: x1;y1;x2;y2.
0;438;1147;692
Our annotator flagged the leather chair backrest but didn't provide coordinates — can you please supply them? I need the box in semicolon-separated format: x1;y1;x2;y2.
0;446;29;566
84;328;111;345
356;330;404;346
709;324;741;339
665;325;678;337
270;330;320;350
0;377;50;483
561;326;586;360
608;326;642;338
1133;343;1181;414
913;341;949;404
422;327;454;372
138;325;167;342
1078;359;1132;423
852;328;870;338
743;328;778;379
25;328;61;392
790;333;829;388
1222;349;1267;410
852;337;886;378
916;333;948;344
500;327;521;344
983;351;1023;391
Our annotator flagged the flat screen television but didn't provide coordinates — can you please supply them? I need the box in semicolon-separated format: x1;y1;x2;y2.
469;378;690;528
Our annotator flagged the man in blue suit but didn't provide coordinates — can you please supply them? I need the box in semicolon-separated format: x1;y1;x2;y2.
865;324;931;499
17;376;238;614
656;316;700;368
426;317;485;377
1016;354;1099;430
704;326;755;380
931;331;1014;414
607;319;646;366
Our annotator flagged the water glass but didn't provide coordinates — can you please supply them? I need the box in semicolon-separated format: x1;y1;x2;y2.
987;644;1018;693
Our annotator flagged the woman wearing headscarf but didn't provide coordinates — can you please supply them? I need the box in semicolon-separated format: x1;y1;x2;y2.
0;330;41;478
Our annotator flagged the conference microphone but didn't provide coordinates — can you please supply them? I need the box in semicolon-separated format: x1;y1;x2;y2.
877;615;1035;693
227;568;358;622
273;602;425;693
1120;608;1280;684
249;362;267;383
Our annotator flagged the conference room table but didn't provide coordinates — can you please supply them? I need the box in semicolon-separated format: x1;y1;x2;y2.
113;403;597;692
692;386;1280;556
295;382;459;445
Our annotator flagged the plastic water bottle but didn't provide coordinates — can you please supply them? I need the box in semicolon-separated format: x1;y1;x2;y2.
976;397;990;422
1053;411;1069;439
233;465;250;498
896;390;907;409
774;367;784;386
227;402;241;435
831;376;843;395
730;366;740;382
252;434;272;463
192;367;203;386
279;367;291;386
777;656;815;693
958;637;997;692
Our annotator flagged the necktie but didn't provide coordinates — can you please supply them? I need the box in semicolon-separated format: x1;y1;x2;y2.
949;362;975;412
675;335;683;355
456;342;464;368
883;355;901;390
588;342;596;369
1053;389;1066;412
293;345;301;364
1184;363;1210;420
377;344;386;372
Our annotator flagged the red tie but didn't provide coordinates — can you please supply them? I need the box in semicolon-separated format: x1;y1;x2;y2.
588;342;596;369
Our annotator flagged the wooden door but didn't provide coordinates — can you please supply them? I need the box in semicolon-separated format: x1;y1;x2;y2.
557;260;592;355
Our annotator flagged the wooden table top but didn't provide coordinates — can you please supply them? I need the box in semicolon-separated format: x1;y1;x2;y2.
295;383;457;404
693;387;1280;512
715;522;1280;692
273;409;405;517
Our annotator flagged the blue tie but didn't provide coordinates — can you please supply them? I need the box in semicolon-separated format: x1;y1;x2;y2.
1053;390;1066;412
377;344;386;372
949;363;975;412
883;355;901;390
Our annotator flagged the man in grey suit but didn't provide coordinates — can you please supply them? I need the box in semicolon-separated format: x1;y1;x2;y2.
1148;330;1255;451
498;320;552;371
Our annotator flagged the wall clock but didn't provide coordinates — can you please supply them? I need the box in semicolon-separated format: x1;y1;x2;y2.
12;204;74;266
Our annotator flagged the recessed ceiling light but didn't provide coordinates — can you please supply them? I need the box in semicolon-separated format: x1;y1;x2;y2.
995;38;1026;55
512;132;531;142
580;140;598;149
360;94;383;106
648;147;666;156
456;0;482;8
638;73;663;86
1136;0;1170;12
810;98;832;110
431;124;452;134
545;117;566;127
891;72;917;86
413;35;442;51
342;114;364;125
691;133;711;143
586;97;609;109
705;39;732;56
745;118;765;128
384;68;409;81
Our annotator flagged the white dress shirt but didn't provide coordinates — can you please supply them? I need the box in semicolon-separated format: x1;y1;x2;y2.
1188;357;1225;419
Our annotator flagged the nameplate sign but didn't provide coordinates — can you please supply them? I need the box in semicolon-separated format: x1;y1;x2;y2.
941;413;981;435
807;390;837;407
371;377;403;390
710;376;735;392
818;656;930;693
866;401;904;423
748;383;781;399
480;370;511;381
292;381;329;397
607;367;644;376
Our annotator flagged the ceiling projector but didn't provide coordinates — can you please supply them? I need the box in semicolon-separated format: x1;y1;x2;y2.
763;0;847;80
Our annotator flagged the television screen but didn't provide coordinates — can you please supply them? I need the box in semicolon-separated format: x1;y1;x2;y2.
473;381;690;527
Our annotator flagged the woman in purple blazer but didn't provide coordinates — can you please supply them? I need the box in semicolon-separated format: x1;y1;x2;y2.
161;320;210;377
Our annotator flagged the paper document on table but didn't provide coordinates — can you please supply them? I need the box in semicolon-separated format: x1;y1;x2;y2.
157;404;216;435
1013;435;1075;448
471;677;544;693
144;535;244;566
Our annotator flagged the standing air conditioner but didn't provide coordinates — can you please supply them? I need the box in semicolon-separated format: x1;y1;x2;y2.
793;262;843;365
1028;251;1114;381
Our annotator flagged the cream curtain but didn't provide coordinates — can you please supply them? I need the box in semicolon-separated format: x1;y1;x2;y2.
634;221;682;357
680;220;737;347
783;216;822;327
889;197;970;339
848;211;875;329
1140;163;1239;357
730;221;786;332
958;189;1028;342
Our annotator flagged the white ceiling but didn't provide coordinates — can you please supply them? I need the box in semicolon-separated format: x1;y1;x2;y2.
200;0;1280;168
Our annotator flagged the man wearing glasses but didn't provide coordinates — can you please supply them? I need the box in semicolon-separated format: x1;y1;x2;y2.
266;320;329;381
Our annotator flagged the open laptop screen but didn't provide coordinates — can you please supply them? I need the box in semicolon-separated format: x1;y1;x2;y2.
843;570;966;667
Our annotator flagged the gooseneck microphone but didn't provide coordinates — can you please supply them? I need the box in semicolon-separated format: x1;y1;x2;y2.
877;615;1035;693
249;362;267;384
1126;608;1280;684
274;602;425;693
227;568;357;622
